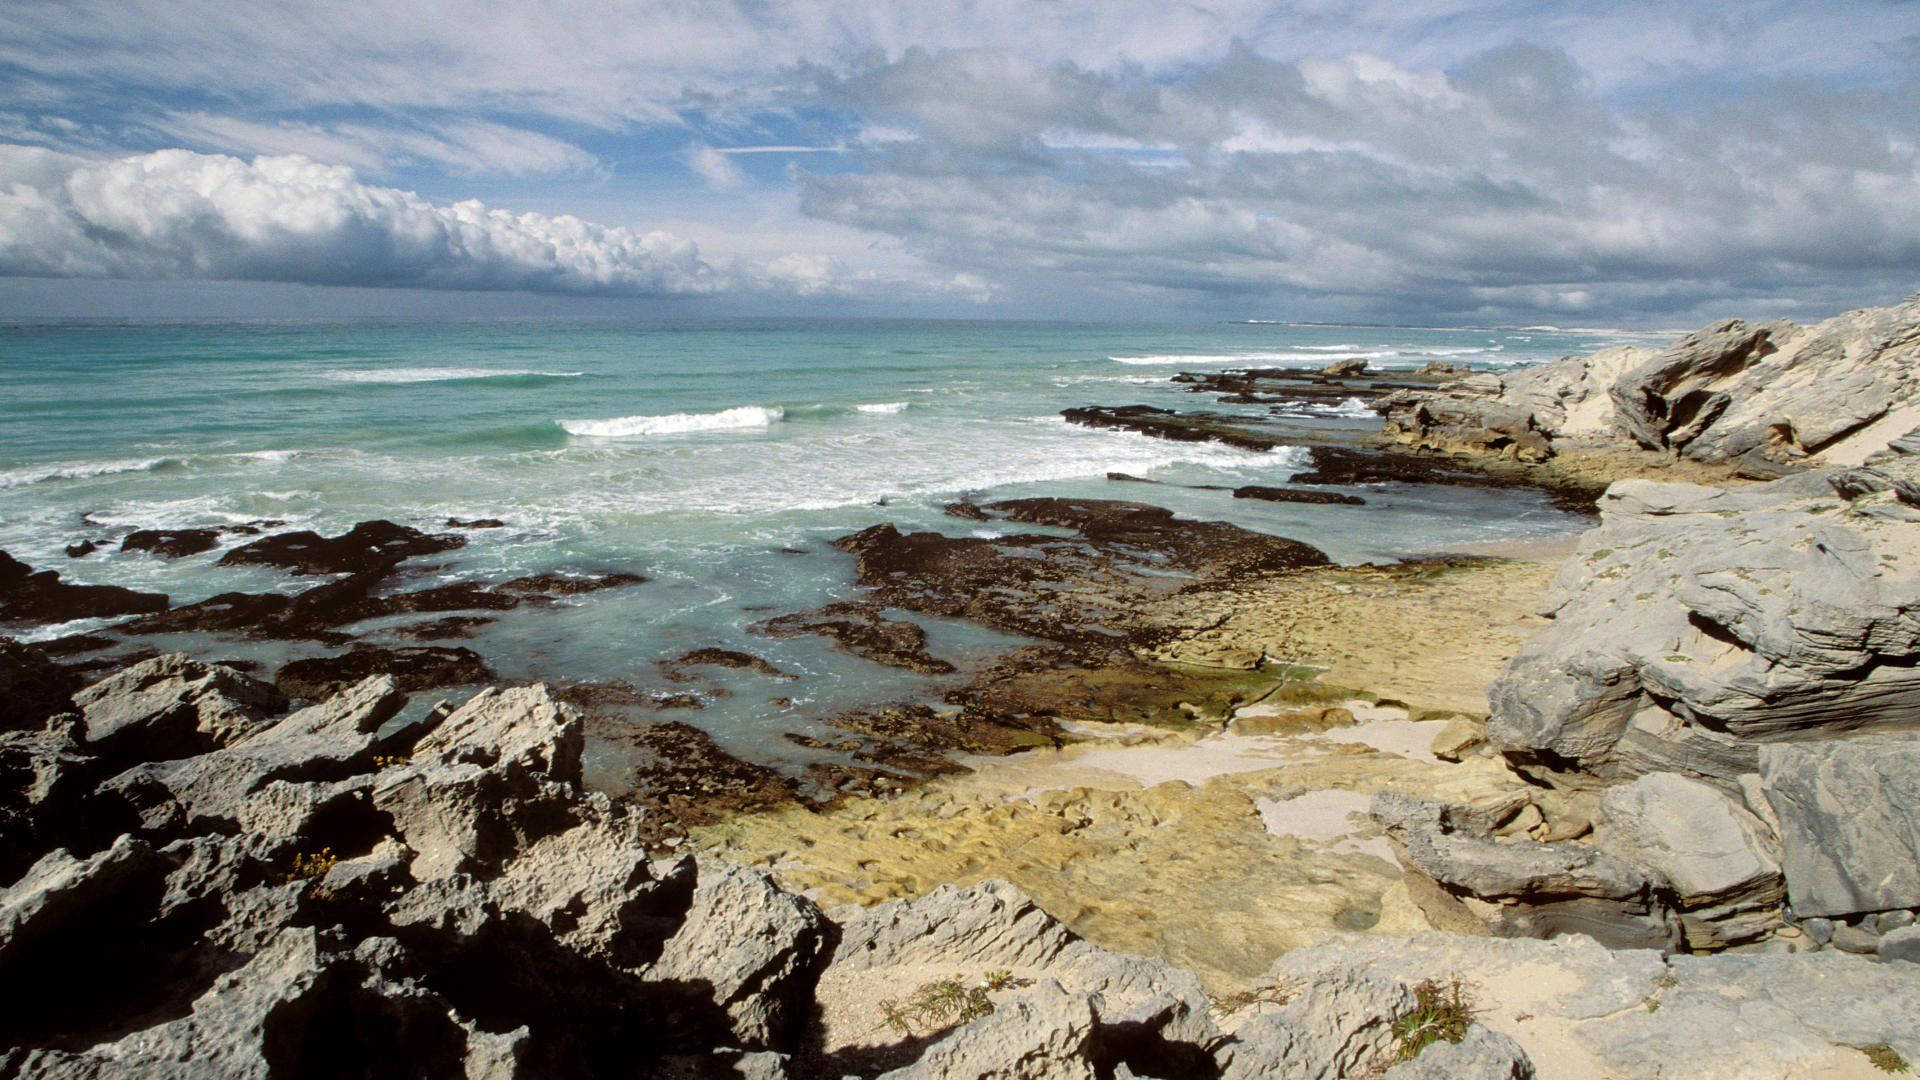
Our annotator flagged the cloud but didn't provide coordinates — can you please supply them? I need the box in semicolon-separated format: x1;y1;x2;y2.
796;43;1920;320
685;143;745;188
153;115;602;177
0;145;722;295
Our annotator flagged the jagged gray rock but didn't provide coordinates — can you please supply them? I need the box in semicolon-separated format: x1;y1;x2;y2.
1372;793;1682;950
1216;969;1414;1080
1593;772;1784;946
879;980;1098;1080
648;862;831;1050
74;653;286;762
1759;735;1920;918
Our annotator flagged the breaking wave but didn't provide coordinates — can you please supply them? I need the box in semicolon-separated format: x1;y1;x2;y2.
558;405;785;438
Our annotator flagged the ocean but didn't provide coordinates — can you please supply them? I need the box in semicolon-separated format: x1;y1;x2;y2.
0;317;1661;768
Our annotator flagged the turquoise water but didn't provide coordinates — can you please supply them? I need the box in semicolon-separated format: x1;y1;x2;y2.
0;318;1658;765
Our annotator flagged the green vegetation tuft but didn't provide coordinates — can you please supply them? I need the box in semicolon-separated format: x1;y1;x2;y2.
880;971;1034;1036
1865;1044;1911;1073
1392;979;1476;1063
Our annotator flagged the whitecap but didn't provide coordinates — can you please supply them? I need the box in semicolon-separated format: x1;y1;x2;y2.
855;402;910;414
1109;349;1397;366
322;367;585;384
0;457;179;489
558;405;785;438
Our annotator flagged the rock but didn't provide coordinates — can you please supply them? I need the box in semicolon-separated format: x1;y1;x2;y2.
1217;969;1415;1080
1489;470;1920;780
1273;931;1920;1080
74;653;287;761
275;644;494;701
1372;793;1683;950
648;863;831;1050
663;648;795;681
749;602;955;675
1060;404;1290;452
1232;485;1366;505
1429;718;1486;762
1829;924;1880;954
65;540;97;558
1383;1023;1535;1079
1799;918;1835;945
107;675;406;829
0;636;78;730
0;834;163;968
1760;735;1920;918
1321;358;1370;377
445;517;506;529
219;519;464;575
1594;772;1784;946
0;549;169;622
121;528;221;558
1379;296;1920;468
880;980;1098;1080
1879;925;1920;963
373;684;583;880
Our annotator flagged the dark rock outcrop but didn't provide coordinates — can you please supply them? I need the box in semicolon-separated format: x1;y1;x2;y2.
219;520;465;576
121;528;221;558
1233;485;1366;506
274;645;494;701
750;602;955;675
0;550;169;622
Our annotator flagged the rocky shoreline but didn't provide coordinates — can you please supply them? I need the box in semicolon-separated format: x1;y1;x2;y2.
5;297;1920;1076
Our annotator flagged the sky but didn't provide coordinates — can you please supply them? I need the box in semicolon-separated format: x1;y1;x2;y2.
1;1;1918;326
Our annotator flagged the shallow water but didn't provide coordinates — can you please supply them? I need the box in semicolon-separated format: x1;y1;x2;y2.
0;317;1657;762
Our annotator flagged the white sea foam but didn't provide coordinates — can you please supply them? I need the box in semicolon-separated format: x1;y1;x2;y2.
322;367;585;384
1109;349;1397;366
1414;345;1503;357
1280;396;1376;417
558;405;785;438
0;457;179;489
855;401;910;414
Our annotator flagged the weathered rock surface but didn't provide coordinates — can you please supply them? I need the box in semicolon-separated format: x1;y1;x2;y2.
1373;793;1683;950
1593;772;1784;947
74;653;286;761
1270;932;1920;1080
1380;296;1920;469
1489;468;1920;784
1759;735;1920;918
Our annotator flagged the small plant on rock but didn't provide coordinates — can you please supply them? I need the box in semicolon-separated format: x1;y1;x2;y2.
1391;979;1476;1063
1864;1044;1911;1074
877;971;1034;1036
281;847;337;884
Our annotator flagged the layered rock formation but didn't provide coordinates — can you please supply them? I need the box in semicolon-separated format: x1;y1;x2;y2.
1378;296;1920;470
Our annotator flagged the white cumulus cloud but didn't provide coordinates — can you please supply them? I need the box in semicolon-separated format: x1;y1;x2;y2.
0;145;728;295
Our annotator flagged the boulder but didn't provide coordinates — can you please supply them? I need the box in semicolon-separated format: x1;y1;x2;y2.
1372;793;1682;950
1488;469;1920;780
74;653;287;761
1594;772;1784;946
647;863;831;1050
1759;735;1920;918
1880;925;1920;964
372;684;583;881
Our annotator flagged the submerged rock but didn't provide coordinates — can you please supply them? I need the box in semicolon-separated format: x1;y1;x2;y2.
1233;485;1367;505
121;528;221;558
750;602;955;675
